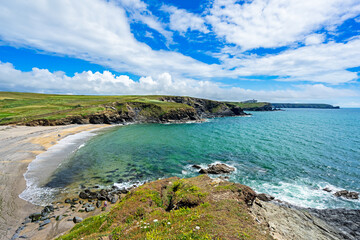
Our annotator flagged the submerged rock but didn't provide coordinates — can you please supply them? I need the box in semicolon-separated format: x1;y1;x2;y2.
192;164;202;169
334;190;359;199
199;163;235;174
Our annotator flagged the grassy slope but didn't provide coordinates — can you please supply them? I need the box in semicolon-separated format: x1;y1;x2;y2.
57;175;272;240
0;92;192;125
226;102;269;109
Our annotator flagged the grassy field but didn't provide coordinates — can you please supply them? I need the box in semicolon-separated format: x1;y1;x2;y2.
226;101;270;109
0;92;192;125
56;175;272;240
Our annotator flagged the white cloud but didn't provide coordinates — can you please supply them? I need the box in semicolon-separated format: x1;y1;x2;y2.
162;6;209;34
0;62;358;106
0;0;225;79
207;0;360;50
221;38;360;84
115;0;173;42
304;34;325;45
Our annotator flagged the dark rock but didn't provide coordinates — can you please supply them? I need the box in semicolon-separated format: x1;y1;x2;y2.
64;198;71;203
55;215;63;221
192;164;202;169
39;219;51;227
72;198;79;202
73;216;83;223
29;213;42;222
111;195;119;204
257;193;275;202
22;218;31;224
199;163;235;174
85;206;95;212
79;191;89;199
38;226;44;231
19;235;28;239
96;200;102;208
323;188;332;192
79;200;84;204
334;190;359;199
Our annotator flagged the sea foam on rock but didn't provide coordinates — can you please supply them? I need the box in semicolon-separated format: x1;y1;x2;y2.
196;163;235;174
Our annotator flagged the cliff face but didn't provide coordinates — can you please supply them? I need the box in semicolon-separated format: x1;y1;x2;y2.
241;103;274;111
25;96;248;126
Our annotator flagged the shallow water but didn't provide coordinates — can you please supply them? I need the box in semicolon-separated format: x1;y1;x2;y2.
25;109;360;209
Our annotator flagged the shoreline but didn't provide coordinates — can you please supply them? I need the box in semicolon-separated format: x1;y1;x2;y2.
1;122;359;239
0;124;111;240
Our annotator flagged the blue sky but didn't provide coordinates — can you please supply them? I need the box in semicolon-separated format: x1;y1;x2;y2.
0;0;360;106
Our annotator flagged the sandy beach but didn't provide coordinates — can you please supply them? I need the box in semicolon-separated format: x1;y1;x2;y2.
0;124;110;240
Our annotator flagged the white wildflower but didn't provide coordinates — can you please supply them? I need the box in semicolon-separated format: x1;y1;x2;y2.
195;226;200;230
153;219;158;222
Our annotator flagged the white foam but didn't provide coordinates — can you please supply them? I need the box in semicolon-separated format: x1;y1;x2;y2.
251;179;359;209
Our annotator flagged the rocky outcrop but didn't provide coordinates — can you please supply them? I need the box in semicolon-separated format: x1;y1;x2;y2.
197;163;236;174
242;103;274;111
334;190;359;200
24;96;248;126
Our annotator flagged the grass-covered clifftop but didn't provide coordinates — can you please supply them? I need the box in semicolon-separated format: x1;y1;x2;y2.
56;175;272;240
0;92;249;125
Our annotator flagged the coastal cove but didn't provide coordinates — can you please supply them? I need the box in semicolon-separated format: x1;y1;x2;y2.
25;109;360;210
2;108;360;240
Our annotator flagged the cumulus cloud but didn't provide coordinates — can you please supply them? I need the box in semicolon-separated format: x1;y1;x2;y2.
0;0;225;78
206;0;360;50
0;62;357;105
115;0;173;42
221;38;360;84
161;5;209;34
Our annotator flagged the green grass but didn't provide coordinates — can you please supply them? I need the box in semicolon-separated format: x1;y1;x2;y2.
0;92;192;125
56;176;273;240
226;102;269;109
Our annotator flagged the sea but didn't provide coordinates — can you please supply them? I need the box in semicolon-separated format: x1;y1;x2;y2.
20;108;360;209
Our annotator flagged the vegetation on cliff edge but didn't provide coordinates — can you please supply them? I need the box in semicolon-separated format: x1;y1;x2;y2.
56;175;273;240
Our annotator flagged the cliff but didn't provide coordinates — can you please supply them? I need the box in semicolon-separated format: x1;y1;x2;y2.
0;92;248;126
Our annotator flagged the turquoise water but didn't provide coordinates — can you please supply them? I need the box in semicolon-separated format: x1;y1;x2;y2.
46;109;360;209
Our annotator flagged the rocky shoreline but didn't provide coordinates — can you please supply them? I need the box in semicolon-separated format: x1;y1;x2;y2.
23;96;249;126
12;163;360;240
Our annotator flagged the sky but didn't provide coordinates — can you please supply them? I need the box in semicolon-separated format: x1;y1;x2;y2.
0;0;360;107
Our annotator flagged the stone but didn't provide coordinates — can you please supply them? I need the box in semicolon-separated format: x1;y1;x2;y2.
257;193;275;202
79;191;89;199
199;163;235;174
85;206;96;212
64;198;71;203
334;190;359;199
39;219;51;227
192;164;202;169
322;187;332;192
111;195;119;204
29;213;42;222
73;216;83;223
96;200;102;208
55;215;63;221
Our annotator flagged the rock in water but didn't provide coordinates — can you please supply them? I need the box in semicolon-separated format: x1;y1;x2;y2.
199;163;235;174
334;190;359;199
73;216;83;223
192;164;202;169
257;193;275;202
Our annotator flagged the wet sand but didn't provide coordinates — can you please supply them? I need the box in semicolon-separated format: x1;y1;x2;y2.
0;125;109;240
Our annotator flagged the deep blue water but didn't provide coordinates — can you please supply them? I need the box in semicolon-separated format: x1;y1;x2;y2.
47;108;360;209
